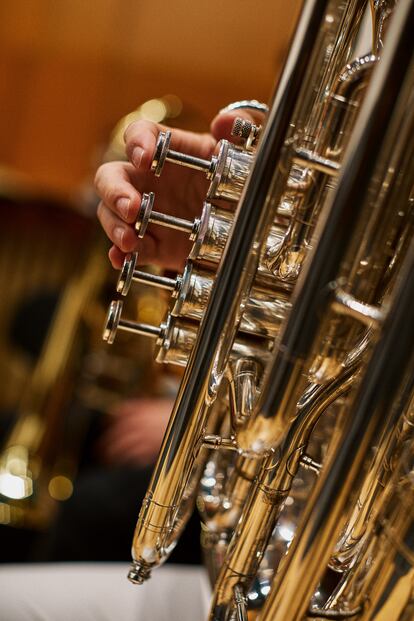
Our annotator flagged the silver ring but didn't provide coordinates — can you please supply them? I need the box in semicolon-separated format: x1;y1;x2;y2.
219;100;269;115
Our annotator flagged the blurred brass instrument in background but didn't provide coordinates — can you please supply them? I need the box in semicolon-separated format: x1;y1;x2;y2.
0;211;166;532
0;238;107;528
0;95;183;535
103;0;414;619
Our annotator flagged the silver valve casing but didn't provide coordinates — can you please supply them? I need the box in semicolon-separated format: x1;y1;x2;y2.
104;301;270;369
207;140;254;202
171;262;291;340
117;253;291;340
103;300;197;368
135;192;288;281
154;312;273;369
151;130;254;202
188;202;233;264
154;313;198;367
135;192;233;264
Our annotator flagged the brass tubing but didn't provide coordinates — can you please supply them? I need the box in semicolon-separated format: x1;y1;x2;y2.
209;365;357;621
321;389;414;614
324;55;377;159
4;242;106;456
270;51;375;283
0;239;107;525
292;148;340;175
359;476;414;620
260;244;414;619
238;0;414;454
128;0;333;582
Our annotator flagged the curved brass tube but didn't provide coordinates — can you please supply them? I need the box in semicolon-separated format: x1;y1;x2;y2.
128;0;341;583
237;0;414;456
0;238;107;528
209;365;357;620
102;1;414;618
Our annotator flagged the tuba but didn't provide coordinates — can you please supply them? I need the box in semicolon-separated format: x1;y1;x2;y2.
103;0;414;619
0;234;108;529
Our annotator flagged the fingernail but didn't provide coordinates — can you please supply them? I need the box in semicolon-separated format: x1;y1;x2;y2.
132;146;144;168
114;226;125;247
116;197;131;219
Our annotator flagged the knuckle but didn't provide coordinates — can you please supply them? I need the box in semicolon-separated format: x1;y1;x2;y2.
94;162;111;195
104;186;121;206
110;222;123;246
123;120;141;147
96;201;104;219
124;119;158;160
123;119;150;144
93;166;103;192
118;236;130;253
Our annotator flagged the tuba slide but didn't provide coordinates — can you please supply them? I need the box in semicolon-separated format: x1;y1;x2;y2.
103;0;414;619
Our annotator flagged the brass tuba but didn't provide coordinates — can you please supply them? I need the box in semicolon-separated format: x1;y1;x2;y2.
0;235;108;529
103;0;414;618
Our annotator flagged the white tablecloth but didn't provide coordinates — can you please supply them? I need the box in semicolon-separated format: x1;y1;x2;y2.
0;563;211;621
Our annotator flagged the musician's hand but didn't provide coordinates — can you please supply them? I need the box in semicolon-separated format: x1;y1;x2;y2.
95;111;259;271
97;397;173;466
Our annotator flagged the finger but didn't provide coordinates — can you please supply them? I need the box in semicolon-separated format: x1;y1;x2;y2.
124;119;217;171
108;232;157;269
108;245;125;269
94;161;141;223
97;201;139;253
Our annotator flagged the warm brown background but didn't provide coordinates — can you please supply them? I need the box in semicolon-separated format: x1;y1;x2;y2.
0;1;302;547
0;0;301;201
0;0;302;413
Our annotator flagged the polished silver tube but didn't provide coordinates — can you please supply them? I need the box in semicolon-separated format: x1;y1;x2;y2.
258;3;414;599
260;236;414;621
128;0;333;583
238;0;414;455
209;365;357;621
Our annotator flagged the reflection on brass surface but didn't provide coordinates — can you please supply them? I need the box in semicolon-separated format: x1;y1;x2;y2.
101;0;414;619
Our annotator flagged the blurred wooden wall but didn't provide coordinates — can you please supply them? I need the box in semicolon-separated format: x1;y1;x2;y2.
0;0;301;200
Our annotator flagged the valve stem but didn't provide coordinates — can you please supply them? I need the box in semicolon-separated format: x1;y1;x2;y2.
151;130;216;177
103;300;161;344
117;252;179;296
135;192;198;239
